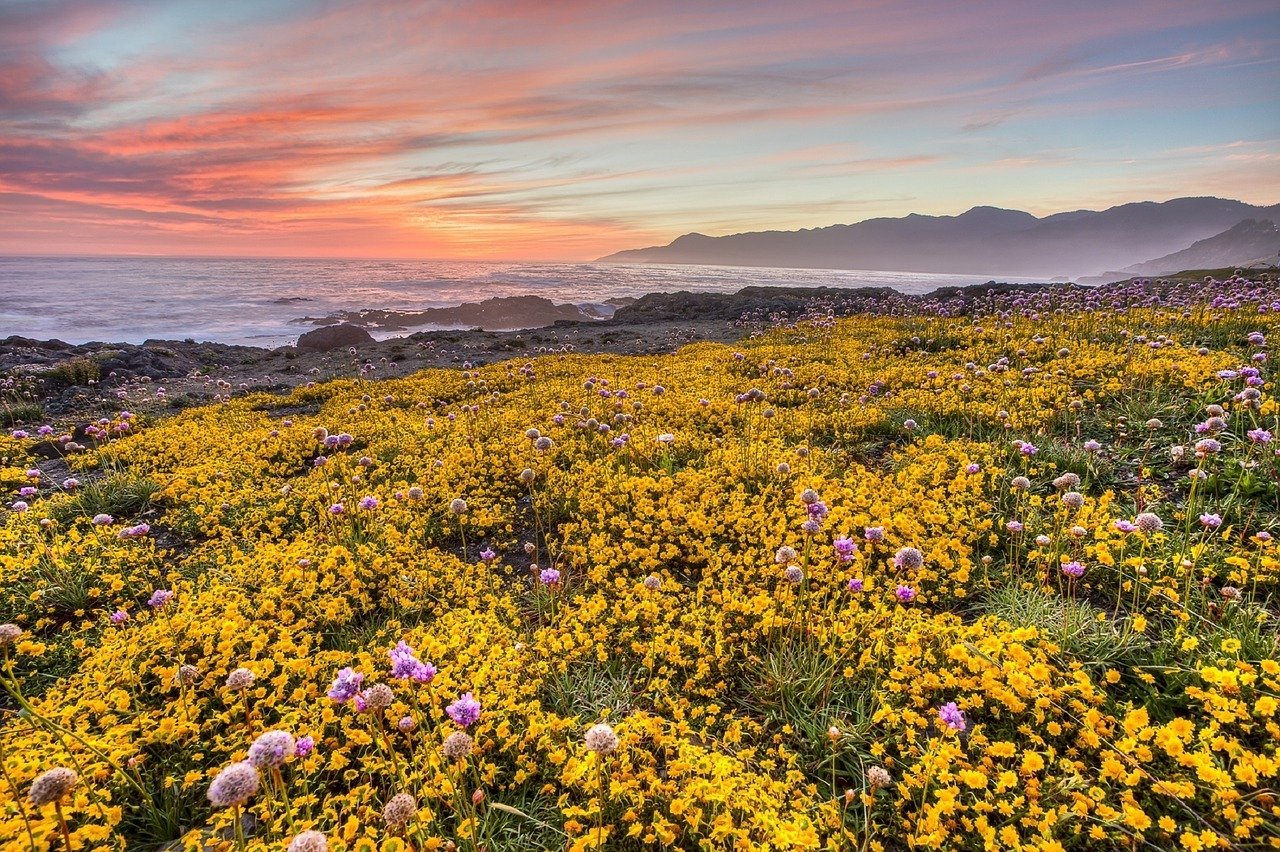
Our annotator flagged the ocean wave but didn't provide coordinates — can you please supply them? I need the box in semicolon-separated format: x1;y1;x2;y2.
0;256;1031;345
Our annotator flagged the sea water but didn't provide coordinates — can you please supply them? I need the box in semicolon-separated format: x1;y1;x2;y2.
1;255;1035;346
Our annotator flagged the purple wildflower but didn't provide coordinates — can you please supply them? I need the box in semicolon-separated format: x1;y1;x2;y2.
847;577;864;592
247;730;296;769
389;641;437;683
1199;513;1222;529
893;547;924;571
147;589;174;609
1135;512;1163;534
895;585;916;603
109;610;130;624
1061;561;1085;578
327;668;364;703
207;762;259;808
446;692;481;728
539;567;561;585
295;736;315;758
938;702;967;732
833;537;857;562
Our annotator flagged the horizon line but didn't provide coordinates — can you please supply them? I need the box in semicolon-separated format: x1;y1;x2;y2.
7;194;1277;265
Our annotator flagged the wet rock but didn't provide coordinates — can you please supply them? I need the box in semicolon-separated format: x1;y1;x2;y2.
609;286;898;323
296;324;375;352
296;295;602;333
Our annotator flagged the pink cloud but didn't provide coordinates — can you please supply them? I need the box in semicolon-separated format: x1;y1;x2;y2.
1;0;1275;257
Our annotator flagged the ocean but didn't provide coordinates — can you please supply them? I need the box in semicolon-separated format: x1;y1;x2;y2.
2;256;1033;347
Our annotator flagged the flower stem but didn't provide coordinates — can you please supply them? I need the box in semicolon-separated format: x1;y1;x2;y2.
55;800;73;851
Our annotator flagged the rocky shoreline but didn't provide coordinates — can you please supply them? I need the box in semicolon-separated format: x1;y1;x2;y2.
290;294;625;332
1;280;1064;427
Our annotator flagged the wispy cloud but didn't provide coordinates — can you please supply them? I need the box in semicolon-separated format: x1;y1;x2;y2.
1;0;1276;258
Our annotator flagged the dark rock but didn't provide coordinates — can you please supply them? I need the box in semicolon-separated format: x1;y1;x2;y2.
295;295;602;333
0;336;73;351
296;324;375;352
29;440;64;459
609;286;895;323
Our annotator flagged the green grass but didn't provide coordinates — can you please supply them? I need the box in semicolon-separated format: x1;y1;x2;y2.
0;401;45;428
738;634;877;793
476;786;567;852
41;356;102;389
540;659;639;720
50;472;163;525
117;746;215;849
1218;603;1280;661
976;583;1149;670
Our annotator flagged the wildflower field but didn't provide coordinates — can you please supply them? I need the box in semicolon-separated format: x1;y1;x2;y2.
2;280;1279;851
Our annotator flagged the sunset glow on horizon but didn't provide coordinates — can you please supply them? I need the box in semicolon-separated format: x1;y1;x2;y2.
2;0;1278;260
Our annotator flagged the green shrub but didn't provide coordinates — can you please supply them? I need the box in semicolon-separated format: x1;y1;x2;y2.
51;472;162;524
42;356;101;388
977;583;1148;669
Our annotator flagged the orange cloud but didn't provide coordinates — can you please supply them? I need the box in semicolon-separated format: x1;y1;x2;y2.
1;0;1276;258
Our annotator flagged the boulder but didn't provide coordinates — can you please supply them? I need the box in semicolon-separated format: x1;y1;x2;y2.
296;324;374;352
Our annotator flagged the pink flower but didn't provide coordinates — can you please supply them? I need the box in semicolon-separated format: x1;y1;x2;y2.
938;702;966;732
327;668;364;703
446;692;481;728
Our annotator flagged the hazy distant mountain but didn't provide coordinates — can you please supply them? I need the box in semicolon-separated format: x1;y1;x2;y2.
1079;219;1280;284
599;197;1280;278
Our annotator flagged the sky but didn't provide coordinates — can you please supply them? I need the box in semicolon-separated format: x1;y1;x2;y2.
1;0;1278;260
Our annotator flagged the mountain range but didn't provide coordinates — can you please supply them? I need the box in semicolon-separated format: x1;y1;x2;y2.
1078;218;1280;284
598;197;1280;280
